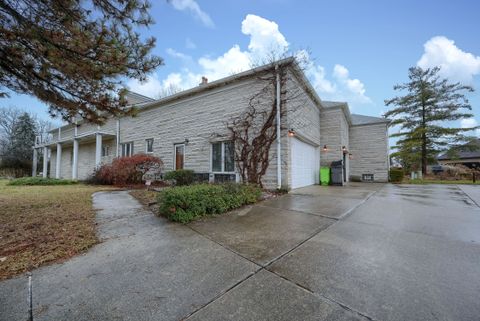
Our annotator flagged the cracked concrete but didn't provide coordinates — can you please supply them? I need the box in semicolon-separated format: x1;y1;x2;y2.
2;183;480;321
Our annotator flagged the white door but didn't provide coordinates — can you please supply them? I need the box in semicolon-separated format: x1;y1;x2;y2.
291;138;318;189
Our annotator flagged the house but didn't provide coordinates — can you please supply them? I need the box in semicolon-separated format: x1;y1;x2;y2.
437;139;480;169
32;58;390;189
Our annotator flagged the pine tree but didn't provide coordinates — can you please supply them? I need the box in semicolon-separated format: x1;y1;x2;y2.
0;0;162;124
385;67;478;174
10;112;36;161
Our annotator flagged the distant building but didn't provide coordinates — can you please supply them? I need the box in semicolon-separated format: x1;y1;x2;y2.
437;139;480;169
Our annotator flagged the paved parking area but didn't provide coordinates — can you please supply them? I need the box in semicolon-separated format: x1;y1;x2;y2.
2;183;480;321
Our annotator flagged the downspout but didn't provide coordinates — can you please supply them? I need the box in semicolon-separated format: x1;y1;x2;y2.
116;119;120;157
276;65;282;189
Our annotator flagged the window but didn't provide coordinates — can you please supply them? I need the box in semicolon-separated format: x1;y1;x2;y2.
362;174;374;182
211;141;235;172
102;146;110;157
121;142;134;157
145;138;154;153
174;144;185;169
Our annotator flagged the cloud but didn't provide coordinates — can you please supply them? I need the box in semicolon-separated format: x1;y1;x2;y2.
166;48;193;64
131;14;371;107
461;118;480;136
332;64;371;104
168;0;214;28
127;74;162;98
241;14;288;57
185;38;196;49
417;36;480;84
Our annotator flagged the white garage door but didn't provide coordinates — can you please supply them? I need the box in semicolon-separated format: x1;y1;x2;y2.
291;137;319;189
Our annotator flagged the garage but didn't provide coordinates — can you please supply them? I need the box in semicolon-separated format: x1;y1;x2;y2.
291;137;319;189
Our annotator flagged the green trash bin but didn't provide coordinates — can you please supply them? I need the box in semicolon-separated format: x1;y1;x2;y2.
320;167;330;186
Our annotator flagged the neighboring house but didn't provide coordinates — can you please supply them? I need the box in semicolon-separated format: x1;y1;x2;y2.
437;139;480;169
32;58;390;189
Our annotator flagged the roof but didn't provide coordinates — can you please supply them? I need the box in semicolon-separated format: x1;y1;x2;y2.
321;101;347;109
125;91;155;105
438;139;480;160
350;114;390;126
48;57;388;132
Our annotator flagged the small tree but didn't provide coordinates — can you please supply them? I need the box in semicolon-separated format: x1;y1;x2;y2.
385;67;478;174
225;54;309;187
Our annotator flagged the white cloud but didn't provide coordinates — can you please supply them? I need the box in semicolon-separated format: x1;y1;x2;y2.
417;36;480;84
241;14;288;57
127;74;162;98
130;14;371;108
198;45;251;80
185;38;196;49
461;118;480;136
332;64;371;104
168;0;214;28
166;48;193;64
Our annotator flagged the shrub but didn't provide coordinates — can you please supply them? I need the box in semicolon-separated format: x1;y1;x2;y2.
89;154;163;186
158;183;262;223
164;169;195;186
389;168;404;183
8;177;78;186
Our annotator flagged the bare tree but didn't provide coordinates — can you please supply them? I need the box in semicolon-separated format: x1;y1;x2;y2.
156;83;184;99
225;52;310;187
0;106;22;154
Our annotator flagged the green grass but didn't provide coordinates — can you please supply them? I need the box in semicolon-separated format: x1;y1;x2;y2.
405;179;480;185
0;179;115;280
7;177;78;186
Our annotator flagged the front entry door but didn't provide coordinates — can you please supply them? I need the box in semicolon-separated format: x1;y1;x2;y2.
174;144;185;170
342;152;347;182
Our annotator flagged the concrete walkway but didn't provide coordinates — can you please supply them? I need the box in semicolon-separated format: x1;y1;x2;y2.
2;183;480;321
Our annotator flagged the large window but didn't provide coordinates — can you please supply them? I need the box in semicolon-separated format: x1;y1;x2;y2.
212;141;234;172
174;144;185;170
145;138;154;153
121;142;134;157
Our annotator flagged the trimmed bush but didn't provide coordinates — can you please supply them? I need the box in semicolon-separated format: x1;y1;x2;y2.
389;168;404;183
158;183;261;223
89;154;163;186
8;177;78;186
164;169;195;186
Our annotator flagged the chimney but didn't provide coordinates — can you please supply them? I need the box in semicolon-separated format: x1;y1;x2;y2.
200;76;208;86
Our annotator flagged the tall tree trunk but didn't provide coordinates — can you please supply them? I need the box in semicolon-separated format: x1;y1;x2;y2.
421;91;427;176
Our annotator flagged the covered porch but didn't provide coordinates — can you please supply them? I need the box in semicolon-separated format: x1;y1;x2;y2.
33;131;116;179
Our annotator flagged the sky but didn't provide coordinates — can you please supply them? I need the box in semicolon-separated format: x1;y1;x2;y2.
2;0;480;136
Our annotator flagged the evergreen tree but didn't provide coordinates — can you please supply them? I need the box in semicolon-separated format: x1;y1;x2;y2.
10;112;36;161
0;0;162;124
385;67;478;174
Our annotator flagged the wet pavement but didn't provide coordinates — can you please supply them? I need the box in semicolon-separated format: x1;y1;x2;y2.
2;184;480;321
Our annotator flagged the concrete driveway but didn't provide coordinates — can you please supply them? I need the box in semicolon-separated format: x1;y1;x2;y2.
2;183;480;321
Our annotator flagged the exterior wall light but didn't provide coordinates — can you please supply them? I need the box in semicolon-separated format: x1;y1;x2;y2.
349;153;353;160
288;129;295;137
323;145;328;152
184;138;189;145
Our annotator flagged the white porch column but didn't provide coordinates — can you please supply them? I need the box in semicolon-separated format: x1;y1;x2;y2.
72;139;79;180
95;134;102;167
55;143;62;178
32;148;38;177
42;146;48;178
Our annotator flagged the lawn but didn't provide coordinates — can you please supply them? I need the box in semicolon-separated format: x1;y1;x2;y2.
406;179;480;185
0;180;114;280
